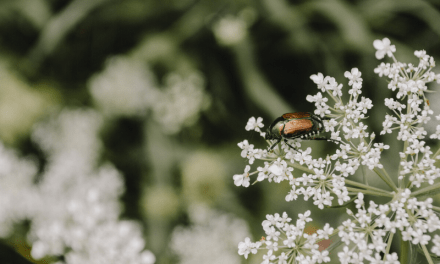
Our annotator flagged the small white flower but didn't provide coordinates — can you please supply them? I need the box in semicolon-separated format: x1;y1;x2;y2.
245;117;264;132
344;68;363;86
238;237;258;259
374;62;391;77
233;165;251;187
310;72;326;91
237;140;253;158
373;38;396;59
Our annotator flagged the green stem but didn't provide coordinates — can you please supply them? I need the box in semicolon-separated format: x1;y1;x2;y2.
373;168;398;192
380;167;395;187
421;243;435;264
345;187;394;197
400;231;409;264
361;164;368;185
433;146;440;161
344;179;392;195
286;161;315;174
411;181;440;197
432;205;440;213
398;141;409;188
397;99;411;188
384;232;394;260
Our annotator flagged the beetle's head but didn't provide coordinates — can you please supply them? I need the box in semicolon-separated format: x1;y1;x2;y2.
265;129;274;140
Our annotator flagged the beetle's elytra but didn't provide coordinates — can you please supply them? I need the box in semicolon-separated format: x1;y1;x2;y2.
265;112;337;151
280;119;313;136
282;112;311;119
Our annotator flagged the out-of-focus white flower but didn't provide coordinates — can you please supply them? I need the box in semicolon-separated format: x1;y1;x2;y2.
152;72;210;134
32;108;103;165
171;205;251;264
0;143;38;237
88;56;159;117
213;15;248;46
27;109;155;263
28;163;126;260
63;221;155;264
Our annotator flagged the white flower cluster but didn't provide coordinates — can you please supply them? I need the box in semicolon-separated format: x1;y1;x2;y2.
88;56;158;117
32;108;103;166
0;109;155;264
152;72;210;134
337;192;438;263
30;109;155;264
373;39;440;187
170;205;251;264
0;143;38;237
58;221;155;264
234;66;386;210
234;38;440;263
239;211;333;263
89;56;210;134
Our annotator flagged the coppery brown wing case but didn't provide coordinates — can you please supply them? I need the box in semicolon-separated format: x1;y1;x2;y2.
282;112;311;119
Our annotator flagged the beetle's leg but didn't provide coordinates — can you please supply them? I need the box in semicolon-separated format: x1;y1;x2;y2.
268;138;281;151
283;139;299;151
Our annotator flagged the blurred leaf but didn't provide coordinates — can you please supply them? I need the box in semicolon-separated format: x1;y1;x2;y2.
305;0;372;52
0;241;33;264
15;0;51;29
233;39;293;118
261;0;316;52
29;0;110;63
361;0;440;37
0;63;60;144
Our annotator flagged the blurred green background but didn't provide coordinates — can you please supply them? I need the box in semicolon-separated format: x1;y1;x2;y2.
1;0;440;263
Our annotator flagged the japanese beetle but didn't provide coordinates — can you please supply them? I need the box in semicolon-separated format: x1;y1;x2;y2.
265;112;337;151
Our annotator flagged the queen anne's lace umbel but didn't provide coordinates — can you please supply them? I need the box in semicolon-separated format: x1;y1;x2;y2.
234;38;440;264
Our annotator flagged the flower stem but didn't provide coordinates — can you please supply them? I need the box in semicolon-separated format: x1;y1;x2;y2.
432;205;440;213
383;231;394;261
345;187;394;197
286;161;315;174
361;164;368;185
400;232;409;264
373;168;398;192
421;243;434;264
433;146;440;161
344;179;392;195
411;181;440;197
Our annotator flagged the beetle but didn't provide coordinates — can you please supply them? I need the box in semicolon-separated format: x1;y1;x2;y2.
265;112;338;151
